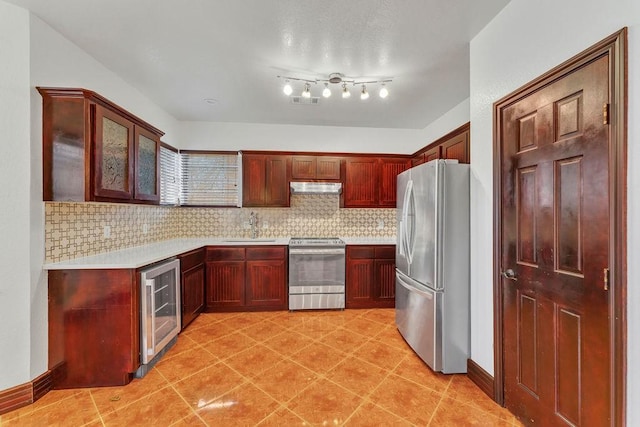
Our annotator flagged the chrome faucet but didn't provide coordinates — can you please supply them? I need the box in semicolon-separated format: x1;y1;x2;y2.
248;211;258;239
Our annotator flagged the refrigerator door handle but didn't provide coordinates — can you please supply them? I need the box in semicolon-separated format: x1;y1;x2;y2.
405;180;415;265
399;179;412;258
398;220;405;256
397;272;433;298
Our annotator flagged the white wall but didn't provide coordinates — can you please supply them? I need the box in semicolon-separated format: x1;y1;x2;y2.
470;0;639;422
0;3;184;390
178;98;469;154
29;17;180;146
0;1;32;390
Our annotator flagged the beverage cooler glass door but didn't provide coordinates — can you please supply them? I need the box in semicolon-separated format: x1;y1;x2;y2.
140;259;181;364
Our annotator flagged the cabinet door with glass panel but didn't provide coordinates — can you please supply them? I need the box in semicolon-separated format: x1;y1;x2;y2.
134;126;160;202
38;87;164;204
93;104;135;200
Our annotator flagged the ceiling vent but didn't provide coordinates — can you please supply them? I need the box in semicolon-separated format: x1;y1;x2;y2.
291;96;320;105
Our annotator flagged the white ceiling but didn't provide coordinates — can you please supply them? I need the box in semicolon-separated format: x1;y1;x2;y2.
9;0;510;129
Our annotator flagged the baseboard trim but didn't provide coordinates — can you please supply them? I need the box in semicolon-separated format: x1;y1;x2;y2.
467;358;495;400
0;371;52;415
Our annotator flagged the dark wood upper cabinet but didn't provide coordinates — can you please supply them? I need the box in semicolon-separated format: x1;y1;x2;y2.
133;126;161;202
411;122;470;167
38;87;164;204
441;131;469;164
93;104;135;200
425;145;441;163
344;157;379;207
343;157;409;208
291;155;341;180
265;156;290;206
411;153;425;167
291;156;316;179
242;154;291;207
379;158;411;207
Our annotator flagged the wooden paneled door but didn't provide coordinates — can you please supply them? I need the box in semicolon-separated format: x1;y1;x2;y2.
495;30;626;426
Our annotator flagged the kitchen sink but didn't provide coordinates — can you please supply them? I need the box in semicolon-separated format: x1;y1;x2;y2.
221;238;277;242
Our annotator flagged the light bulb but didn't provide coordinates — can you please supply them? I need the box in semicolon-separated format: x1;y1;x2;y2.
360;85;369;100
322;83;331;98
283;81;293;96
302;83;311;98
379;84;388;99
342;83;351;98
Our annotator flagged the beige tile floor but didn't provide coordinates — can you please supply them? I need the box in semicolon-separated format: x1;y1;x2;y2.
0;309;522;426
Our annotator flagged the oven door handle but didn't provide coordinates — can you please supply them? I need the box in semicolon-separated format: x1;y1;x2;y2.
289;248;346;255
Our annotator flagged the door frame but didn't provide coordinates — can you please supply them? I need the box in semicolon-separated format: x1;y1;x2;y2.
492;28;627;425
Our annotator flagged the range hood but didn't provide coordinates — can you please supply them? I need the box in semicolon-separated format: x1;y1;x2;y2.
290;182;342;195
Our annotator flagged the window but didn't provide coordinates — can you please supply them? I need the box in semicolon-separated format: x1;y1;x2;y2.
180;151;241;206
159;144;180;205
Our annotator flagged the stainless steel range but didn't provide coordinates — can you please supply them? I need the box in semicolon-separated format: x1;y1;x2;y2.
288;237;346;310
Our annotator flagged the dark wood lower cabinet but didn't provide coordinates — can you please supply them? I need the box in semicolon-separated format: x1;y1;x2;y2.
374;258;396;303
206;246;287;312
48;269;139;388
346;245;396;308
246;259;287;307
206;260;245;308
178;248;205;329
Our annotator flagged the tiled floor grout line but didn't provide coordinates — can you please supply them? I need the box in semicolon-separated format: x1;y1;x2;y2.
426;390;446;426
244;318;386;425
166;377;210;427
87;391;106;427
4;310;518;426
339;351;414;425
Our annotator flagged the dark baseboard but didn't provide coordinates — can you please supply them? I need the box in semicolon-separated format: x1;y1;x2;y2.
0;371;52;415
467;358;495;401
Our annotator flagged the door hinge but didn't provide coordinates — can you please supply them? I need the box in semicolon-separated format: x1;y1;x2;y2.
603;267;610;291
603;103;610;125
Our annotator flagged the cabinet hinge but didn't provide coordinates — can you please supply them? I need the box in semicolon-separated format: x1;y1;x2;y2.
603;103;610;125
603;267;610;291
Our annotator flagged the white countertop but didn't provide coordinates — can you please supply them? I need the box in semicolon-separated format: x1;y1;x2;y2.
341;237;396;245
43;236;396;270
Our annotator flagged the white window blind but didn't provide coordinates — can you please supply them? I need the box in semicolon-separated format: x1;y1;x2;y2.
160;145;180;205
180;152;240;206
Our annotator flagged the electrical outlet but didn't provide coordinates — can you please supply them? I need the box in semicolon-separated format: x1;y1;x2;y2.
142;224;149;234
376;219;385;230
103;225;111;238
262;221;269;229
243;220;251;229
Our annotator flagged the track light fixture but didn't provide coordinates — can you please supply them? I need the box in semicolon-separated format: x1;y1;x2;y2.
379;83;388;99
360;85;369;100
342;83;351;98
322;83;331;98
282;80;293;96
277;72;392;101
301;83;311;98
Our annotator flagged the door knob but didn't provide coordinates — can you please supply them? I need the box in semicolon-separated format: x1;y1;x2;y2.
501;269;517;281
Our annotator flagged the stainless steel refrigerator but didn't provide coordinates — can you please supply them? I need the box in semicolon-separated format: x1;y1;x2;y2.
395;159;470;373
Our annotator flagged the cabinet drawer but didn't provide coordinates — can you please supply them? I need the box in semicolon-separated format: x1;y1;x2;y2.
347;246;375;259
375;245;395;259
178;248;205;271
246;246;286;260
206;247;245;261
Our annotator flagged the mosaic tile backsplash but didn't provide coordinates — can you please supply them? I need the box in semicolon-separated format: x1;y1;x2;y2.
45;195;396;263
